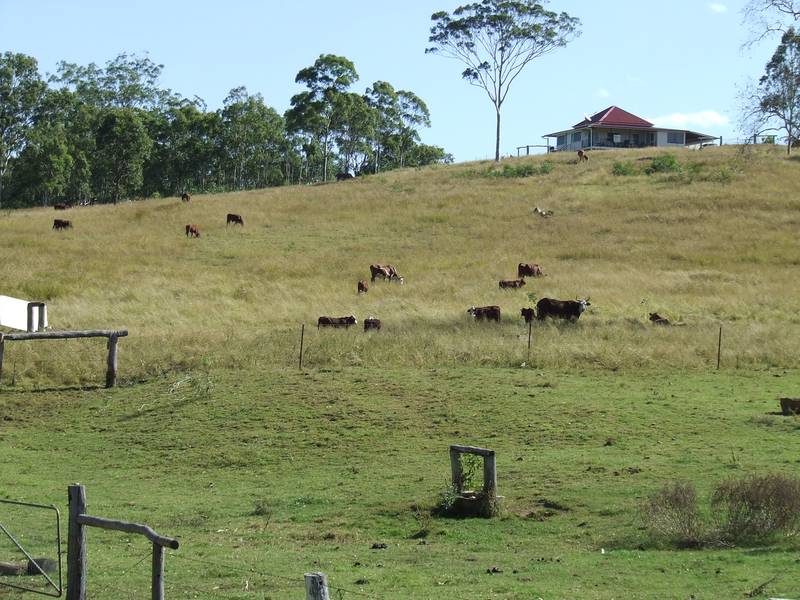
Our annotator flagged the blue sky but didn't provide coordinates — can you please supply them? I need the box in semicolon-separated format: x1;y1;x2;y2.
0;0;780;161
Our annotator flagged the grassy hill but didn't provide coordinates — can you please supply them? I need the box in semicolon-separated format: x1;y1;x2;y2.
1;146;799;599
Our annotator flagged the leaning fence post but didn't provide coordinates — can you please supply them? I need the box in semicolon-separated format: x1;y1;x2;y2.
305;572;329;600
106;334;119;388
67;484;87;600
152;543;164;600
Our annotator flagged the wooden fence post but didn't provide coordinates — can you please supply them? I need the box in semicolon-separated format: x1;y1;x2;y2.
67;484;86;600
527;321;532;362
106;334;119;388
305;572;329;600
299;324;305;370
151;543;164;600
0;332;4;381
483;450;497;494
717;325;722;370
450;446;463;492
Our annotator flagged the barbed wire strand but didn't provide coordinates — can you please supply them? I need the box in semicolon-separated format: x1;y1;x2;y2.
168;551;382;599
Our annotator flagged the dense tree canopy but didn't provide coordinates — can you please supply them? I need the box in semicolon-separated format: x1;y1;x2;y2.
0;51;449;208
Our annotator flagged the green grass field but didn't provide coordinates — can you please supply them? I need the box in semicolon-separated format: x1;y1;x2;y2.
1;145;799;598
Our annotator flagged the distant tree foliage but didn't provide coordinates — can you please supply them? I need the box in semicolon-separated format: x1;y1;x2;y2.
0;52;448;208
426;0;579;161
743;0;800;47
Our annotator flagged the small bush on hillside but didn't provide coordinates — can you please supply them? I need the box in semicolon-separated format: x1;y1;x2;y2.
711;473;800;542
612;161;639;176
499;163;536;178
645;154;680;174
641;481;705;547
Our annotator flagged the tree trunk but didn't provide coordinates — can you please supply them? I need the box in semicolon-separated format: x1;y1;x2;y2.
495;108;501;162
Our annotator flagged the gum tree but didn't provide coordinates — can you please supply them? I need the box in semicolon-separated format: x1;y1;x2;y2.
426;0;579;161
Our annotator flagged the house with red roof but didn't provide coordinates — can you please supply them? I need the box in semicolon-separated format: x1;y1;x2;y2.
543;106;718;152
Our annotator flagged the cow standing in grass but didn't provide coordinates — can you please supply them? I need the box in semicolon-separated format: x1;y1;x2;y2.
185;224;200;238
226;213;244;226
467;305;501;321
536;298;589;321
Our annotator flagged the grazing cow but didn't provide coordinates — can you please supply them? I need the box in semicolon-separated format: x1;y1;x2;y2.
536;298;590;321
518;263;544;278
780;397;800;415
467;305;501;322
649;312;671;326
521;308;536;323
52;219;72;230
335;172;354;181
370;264;403;283
532;206;553;218
317;315;357;329
181;192;191;202
499;278;526;289
364;317;381;331
577;149;589;162
358;280;369;294
54;203;70;210
226;213;244;226
185;224;200;238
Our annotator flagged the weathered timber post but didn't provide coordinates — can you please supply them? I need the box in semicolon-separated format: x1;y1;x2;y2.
67;484;87;600
305;572;329;600
299;324;305;370
717;325;722;370
152;543;164;600
450;446;464;492
0;332;5;380
448;445;500;517
483;451;497;494
527;321;532;362
106;334;119;388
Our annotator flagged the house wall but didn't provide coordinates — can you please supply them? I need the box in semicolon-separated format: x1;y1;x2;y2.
657;130;686;147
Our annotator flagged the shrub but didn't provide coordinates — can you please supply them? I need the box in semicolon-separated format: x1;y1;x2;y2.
645;154;680;174
711;473;800;542
641;481;705;547
612;161;638;176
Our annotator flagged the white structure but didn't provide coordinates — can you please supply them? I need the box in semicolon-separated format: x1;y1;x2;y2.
0;295;48;332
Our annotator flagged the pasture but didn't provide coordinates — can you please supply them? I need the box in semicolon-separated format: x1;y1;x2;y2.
1;145;800;598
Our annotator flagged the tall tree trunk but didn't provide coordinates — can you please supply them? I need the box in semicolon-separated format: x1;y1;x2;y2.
495;107;501;162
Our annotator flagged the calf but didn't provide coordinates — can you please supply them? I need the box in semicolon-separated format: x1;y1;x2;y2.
181;192;191;202
577;149;589;162
226;213;244;226
185;224;200;238
364;317;381;331
318;315;357;329
649;312;671;326
521;307;536;323
536;298;590;321
52;219;72;230
518;263;543;278
358;280;369;294
370;264;403;283
499;278;526;289
467;305;501;322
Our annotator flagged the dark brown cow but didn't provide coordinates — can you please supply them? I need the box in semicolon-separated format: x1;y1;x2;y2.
577;149;589;162
649;312;671;326
52;219;72;230
335;172;354;181
521;308;536;323
499;278;526;289
364;318;381;331
370;264;403;283
358;280;369;294
54;203;70;210
181;192;191;202
780;397;800;415
185;224;200;238
467;305;501;322
226;213;244;226
318;315;357;329
518;263;543;278
536;298;590;321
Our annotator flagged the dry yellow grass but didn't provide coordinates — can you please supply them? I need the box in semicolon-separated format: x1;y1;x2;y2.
1;145;799;385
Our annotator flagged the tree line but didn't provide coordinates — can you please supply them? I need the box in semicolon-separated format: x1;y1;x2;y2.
0;52;451;209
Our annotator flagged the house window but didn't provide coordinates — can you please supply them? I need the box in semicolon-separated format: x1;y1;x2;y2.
667;131;684;144
557;135;566;146
572;132;582;143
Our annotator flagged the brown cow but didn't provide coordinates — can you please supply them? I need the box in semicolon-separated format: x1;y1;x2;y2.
358;280;369;294
649;312;671;326
318;315;357;329
780;397;800;415
370;264;403;283
521;308;536;323
518;263;543;278
185;224;200;238
499;278;526;289
52;219;72;230
577;149;589;162
364;317;381;331
181;192;191;202
54;203;70;210
536;298;590;321
226;213;244;226
335;172;354;181
467;305;501;322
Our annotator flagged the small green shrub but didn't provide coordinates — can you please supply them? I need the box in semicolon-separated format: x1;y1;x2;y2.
539;160;553;175
645;154;680;174
612;161;639;176
641;481;704;547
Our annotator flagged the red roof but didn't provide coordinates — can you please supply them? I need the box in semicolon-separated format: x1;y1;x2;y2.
573;106;653;129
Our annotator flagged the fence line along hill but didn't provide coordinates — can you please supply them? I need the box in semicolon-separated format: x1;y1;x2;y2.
1;145;799;385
